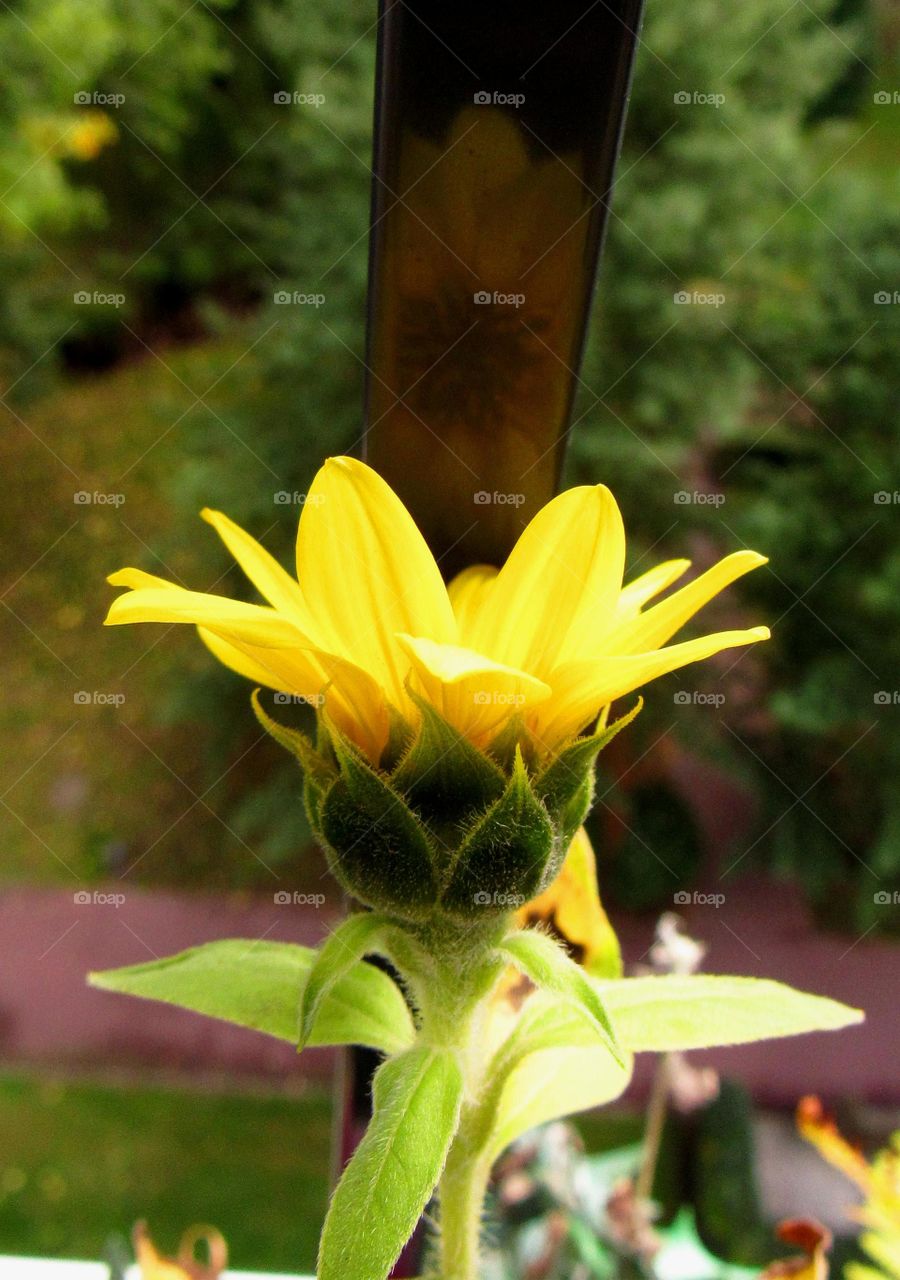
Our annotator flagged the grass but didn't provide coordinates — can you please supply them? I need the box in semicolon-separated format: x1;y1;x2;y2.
0;1068;655;1273
0;1072;332;1272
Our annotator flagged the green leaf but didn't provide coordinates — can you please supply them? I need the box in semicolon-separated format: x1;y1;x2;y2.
318;1045;463;1280
498;928;624;1066
299;911;391;1049
90;939;414;1056
482;1000;632;1160
596;974;863;1051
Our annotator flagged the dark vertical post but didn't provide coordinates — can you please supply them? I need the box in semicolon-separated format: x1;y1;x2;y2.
365;0;645;577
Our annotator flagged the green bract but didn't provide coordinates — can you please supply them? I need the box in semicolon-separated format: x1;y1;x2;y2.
252;689;641;923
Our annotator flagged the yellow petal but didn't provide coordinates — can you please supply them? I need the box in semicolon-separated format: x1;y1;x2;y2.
201;508;310;624
616;559;691;617
518;827;622;978
200;629;389;761
536;626;770;746
606;550;768;654
313;649;392;761
448;564;498;641
396;633;551;743
470;484;625;674
197;627;320;696
108;567;181;591
296;457;456;705
105;586;307;650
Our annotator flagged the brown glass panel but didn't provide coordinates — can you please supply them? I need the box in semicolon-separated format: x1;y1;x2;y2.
364;0;644;577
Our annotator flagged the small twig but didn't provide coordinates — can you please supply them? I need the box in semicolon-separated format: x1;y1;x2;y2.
635;1051;671;1201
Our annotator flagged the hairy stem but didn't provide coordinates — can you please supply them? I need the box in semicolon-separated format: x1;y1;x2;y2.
437;1134;492;1280
401;913;511;1279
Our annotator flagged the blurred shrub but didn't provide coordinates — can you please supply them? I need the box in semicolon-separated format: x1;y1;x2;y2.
565;0;899;925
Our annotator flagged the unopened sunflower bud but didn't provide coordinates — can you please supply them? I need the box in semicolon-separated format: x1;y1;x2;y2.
254;690;642;924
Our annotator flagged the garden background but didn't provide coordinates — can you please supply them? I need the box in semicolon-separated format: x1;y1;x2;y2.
1;0;898;1271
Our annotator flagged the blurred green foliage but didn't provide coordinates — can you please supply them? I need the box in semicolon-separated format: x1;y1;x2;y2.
2;0;898;924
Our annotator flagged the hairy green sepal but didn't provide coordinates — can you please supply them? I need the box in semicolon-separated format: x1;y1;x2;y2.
253;690;641;922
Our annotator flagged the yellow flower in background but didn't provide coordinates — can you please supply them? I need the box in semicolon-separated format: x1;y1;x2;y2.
798;1096;900;1280
133;1222;227;1280
67;111;118;162
105;456;768;763
517;826;622;979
